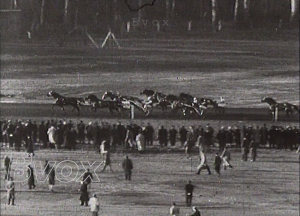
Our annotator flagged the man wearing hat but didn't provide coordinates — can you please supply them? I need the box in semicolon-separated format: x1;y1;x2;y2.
185;180;194;207
122;155;133;181
89;194;100;216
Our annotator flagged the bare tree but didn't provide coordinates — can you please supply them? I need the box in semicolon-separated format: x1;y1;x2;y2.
290;0;299;23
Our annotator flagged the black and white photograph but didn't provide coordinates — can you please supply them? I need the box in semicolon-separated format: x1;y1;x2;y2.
0;0;299;215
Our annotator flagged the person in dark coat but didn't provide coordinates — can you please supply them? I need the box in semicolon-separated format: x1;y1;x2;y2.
13;125;22;151
82;169;93;188
38;121;48;148
234;126;241;148
268;126;276;148
158;126;168;147
179;126;188;147
32;121;38;144
27;165;35;189
241;126;250;161
145;123;154;146
92;123;101;152
214;152;222;177
122;155;133;181
79;181;89;206
169;126;177;146
77;121;85;144
185;180;194;207
48;166;55;191
260;124;268;147
44;160;50;176
216;126;226;151
4;156;12;180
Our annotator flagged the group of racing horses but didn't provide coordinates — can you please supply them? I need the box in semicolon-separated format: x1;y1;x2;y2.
47;90;299;119
47;90;225;116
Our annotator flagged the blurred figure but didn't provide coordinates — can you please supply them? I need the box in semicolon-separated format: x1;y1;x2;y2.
196;150;211;175
170;202;180;216
145;123;154;146
82;169;93;189
101;152;113;172
6;177;15;205
158;126;168;147
187;206;201;216
27;165;35;189
214;152;222;177
77;120;85;144
48;166;55;192
136;129;146;153
122;155;133;181
169;126;178;147
220;145;233;169
4;156;12;180
179;126;188;147
79;181;89;206
185;180;194;207
89;194;100;216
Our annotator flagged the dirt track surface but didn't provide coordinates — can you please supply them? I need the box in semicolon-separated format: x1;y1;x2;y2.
0;103;299;122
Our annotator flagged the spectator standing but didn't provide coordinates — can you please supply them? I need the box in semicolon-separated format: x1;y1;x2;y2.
6;177;15;205
214;152;222;176
196;150;211;175
179;126;188;147
158;126;168;147
79;181;89;206
122;155;133;181
145;123;154;146
89;194;100;216
169;126;177;146
27;165;35;189
185;180;194;207
48;166;55;192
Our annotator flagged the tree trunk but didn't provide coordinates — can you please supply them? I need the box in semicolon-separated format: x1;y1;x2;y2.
40;0;45;25
64;0;69;25
290;0;299;23
170;0;175;22
211;0;217;31
243;0;250;22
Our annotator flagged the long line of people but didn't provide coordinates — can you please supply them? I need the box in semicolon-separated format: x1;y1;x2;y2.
1;119;299;155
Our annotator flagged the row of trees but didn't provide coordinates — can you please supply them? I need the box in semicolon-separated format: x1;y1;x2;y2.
1;0;299;37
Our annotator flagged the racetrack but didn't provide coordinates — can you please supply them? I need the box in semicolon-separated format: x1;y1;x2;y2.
1;36;299;216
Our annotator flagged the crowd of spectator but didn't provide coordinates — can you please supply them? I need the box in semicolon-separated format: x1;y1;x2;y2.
1;119;299;154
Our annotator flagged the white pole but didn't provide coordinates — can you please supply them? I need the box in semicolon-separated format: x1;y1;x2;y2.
275;107;278;122
188;21;192;31
130;105;134;119
127;21;130;33
157;22;160;32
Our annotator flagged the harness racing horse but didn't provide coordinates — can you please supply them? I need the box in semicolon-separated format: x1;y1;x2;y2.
140;89;169;111
102;91;150;116
47;91;83;115
85;94;122;114
261;97;296;119
199;98;225;114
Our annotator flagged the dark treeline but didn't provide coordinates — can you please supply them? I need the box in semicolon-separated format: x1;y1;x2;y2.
1;0;298;37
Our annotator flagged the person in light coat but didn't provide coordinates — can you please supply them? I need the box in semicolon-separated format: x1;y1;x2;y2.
196;150;211;175
220;145;233;170
89;194;100;216
47;125;56;149
136;129;146;153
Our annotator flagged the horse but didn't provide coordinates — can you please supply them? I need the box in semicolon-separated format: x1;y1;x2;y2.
85;94;122;114
47;91;82;115
102;91;150;116
140;89;169;111
261;97;294;118
283;102;299;115
199;98;225;114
